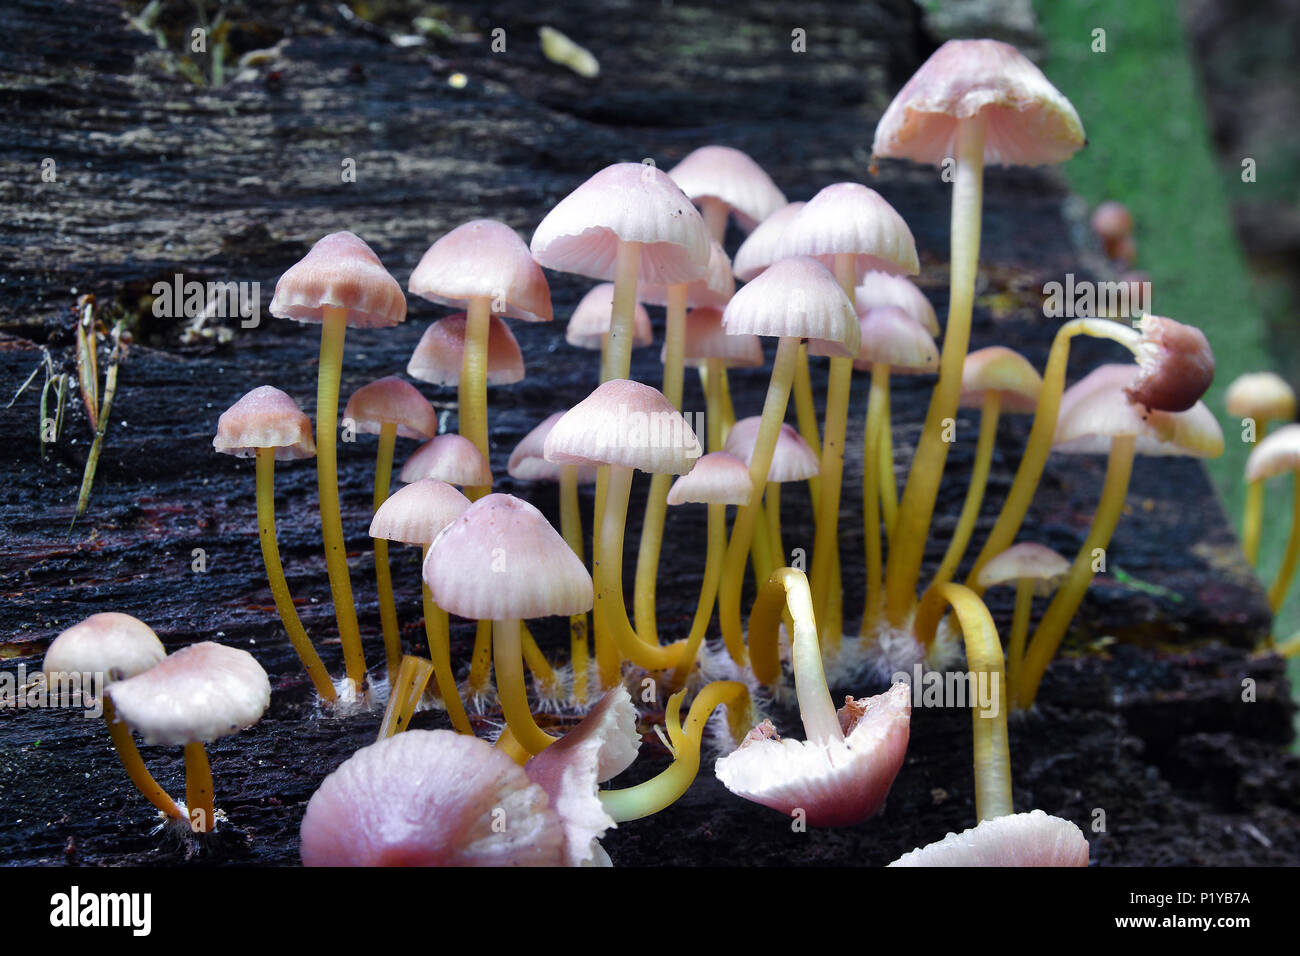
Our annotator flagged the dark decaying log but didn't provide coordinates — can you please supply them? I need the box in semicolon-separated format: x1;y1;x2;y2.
0;0;1295;865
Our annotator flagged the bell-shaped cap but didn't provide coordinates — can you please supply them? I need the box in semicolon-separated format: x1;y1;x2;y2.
213;385;315;460
959;346;1042;413
1052;364;1223;458
423;494;593;620
722;256;859;353
400;434;493;487
674;307;763;369
724;417;819;484
270;231;406;328
344;376;438;439
1226;371;1296;423
843;305;939;373
1245;423;1300;482
408;219;552;322
667;452;753;506
43;612;166;684
543;379;701;474
407;313;525;386
301;729;566;866
369;479;471;546
872;39;1086;168
855;271;939;336
667;145;787;232
774;183;919;280
566;284;653;351
639;240;734;309
1126;315;1215;412
107;642;270;746
508;412;598;485
976;542;1071;596
732;202;806;282
888;809;1090;867
714;683;911;827
530;163;711;287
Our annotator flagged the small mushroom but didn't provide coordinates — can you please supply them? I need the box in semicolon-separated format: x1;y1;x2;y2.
1245;424;1300;613
400;433;492;488
407;312;526;387
1226;371;1297;565
975;543;1071;705
667;145;787;241
565;284;653;376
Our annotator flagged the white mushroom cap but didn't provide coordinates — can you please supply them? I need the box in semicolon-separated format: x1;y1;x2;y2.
666;145;787;232
774;183;920;280
566;284;653;351
855;272;939;336
508;412;599;484
107;642;271;746
408;219;552;323
724;417;820;483
543;379;702;474
369;479;471;546
732;202;806;282
1245;423;1300;482
667;452;753;506
976;542;1071;595
400;434;493;487
269;231;406;329
1226;371;1296;423
43;612;166;684
888;809;1090;867
722;256;859;352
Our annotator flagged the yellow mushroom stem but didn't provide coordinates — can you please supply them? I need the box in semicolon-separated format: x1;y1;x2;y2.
1005;578;1036;706
372;421;401;683
420;544;472;734
634;283;688;641
879;385;899;534
965;316;1146;593
861;363;890;634
591;468;621;689
1016;433;1137;710
719;366;736;441
467;619;494;702
595;465;688;670
936;582;1011;822
460;296;492;502
605;240;643;383
598;680;751;823
1242;478;1264;567
559;465;590;704
913;390;1002;646
792;344;822;511
671;501;728;684
493;618;556;756
183;741;215;834
520;623;563;701
254;447;337;701
1273;633;1300;659
376;654;435;740
316;305;366;689
749;490;777;589
765;482;783;568
494;724;529;765
101;697;186;823
1268;476;1300;613
717;336;801;665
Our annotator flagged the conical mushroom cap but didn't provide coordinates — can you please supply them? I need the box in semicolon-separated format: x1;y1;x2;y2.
724;417;819;484
423;494;593;620
508;412;598;484
855;271;939;336
543;379;701;474
400;434;492;487
1226;371;1296;423
565;284;653;351
43;612;166;684
844;305;940;373
300;730;565;867
639;240;734;309
667;145;787;232
369;479;471;546
1245;423;1300;482
888;809;1090;867
408;219;552;322
667;452;753;506
976;542;1071;595
407;313;525;386
959;346;1043;413
732;202;806;282
344;376;438;440
872;39;1085;168
774;183;919;280
270;231;406;329
530;163;711;286
213;385;315;460
722;256;859;353
674;307;763;369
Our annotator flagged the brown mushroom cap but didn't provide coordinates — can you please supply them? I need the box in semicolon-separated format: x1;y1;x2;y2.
213;385;316;460
1125;315;1215;413
43;612;166;684
407;313;526;386
343;376;438;440
269;231;406;329
408;219;552;322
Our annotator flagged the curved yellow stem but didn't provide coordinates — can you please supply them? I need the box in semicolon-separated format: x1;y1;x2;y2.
102;698;186;822
1005;578;1034;706
420;545;471;734
373;422;401;683
1243;478;1264;567
1268;477;1300;612
520;623;562;701
493;618;556;755
494;724;529;765
672;502;727;684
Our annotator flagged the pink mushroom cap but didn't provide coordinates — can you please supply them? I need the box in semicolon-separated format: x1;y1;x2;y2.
407;313;526;386
888;809;1090;867
732;201;806;282
666;145;787;232
344;376;438;439
774;183;920;280
269;231;406;329
543;379;702;474
722;256;859;353
408;219;552;322
666;451;754;506
400;433;493;487
508;412;599;484
566;284;653;350
213;385;316;460
369;478;471;546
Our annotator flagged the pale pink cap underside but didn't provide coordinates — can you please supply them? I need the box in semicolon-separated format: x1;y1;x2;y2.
269;231;406;329
43;612;166;683
888;809;1090;867
400;434;493;487
300;730;565;867
667;452;753;506
344;376;438;439
424;494;593;620
409;219;552;322
732;202;806;282
369;478;471;546
855;271;939;336
407;313;525;386
722;256;859;351
508;412;599;484
1225;371;1295;422
667;145;788;232
723;417;819;483
530;163;712;286
1245;423;1300;482
213;385;316;460
107;642;270;747
543;379;702;475
872;39;1086;168
566;284;653;350
976;542;1071;593
639;239;734;308
960;346;1043;413
773;183;920;279
714;682;911;827
674;307;763;368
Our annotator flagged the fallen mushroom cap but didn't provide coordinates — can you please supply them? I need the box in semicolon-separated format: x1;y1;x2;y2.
213;385;315;460
674;306;763;369
724;417;819;484
639;239;734;309
269;231;406;328
423;494;594;621
714;682;911;827
872;38;1086;167
666;451;754;506
369;479;471;546
666;145;787;232
344;376;438;440
774;183;920;280
976;542;1071;596
565;284;653;350
407;313;526;386
107;642;271;747
43;612;166;684
408;219;552;322
888;809;1090;867
524;685;641;866
508;412;599;484
722;256;860;354
1126;315;1215;413
1226;371;1296;423
530;162;711;286
400;433;493;487
1245;423;1300;483
855;271;939;336
732;201;806;282
543;379;702;475
300;729;566;866
959;345;1043;413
